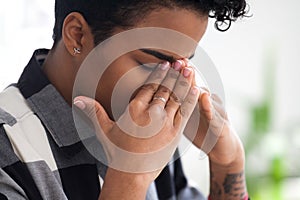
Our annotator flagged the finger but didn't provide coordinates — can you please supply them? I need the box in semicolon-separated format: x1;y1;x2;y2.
151;60;182;108
73;96;113;133
180;58;197;86
174;86;200;129
134;62;170;104
199;92;213;120
200;87;210;96
211;98;227;120
166;66;194;115
211;93;224;106
183;59;197;86
200;93;227;121
181;58;189;69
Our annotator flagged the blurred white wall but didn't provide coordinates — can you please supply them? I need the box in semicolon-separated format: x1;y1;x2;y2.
0;0;300;198
200;0;300;133
0;0;53;88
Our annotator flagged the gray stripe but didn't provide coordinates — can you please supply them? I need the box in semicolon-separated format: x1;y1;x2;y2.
27;85;81;147
53;170;63;188
26;161;67;200
0;127;20;168
0;108;17;126
0;168;28;200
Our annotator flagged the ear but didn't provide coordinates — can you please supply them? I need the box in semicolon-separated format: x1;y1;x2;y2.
62;12;94;57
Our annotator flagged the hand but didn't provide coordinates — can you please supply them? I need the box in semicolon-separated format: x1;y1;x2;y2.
179;59;248;199
200;92;245;167
182;59;245;168
74;61;200;180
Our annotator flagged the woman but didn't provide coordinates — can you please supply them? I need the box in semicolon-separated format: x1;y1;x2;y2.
0;0;249;199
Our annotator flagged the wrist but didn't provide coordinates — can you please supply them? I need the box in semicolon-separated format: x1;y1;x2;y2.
209;152;245;173
105;167;154;186
208;139;246;172
100;168;155;200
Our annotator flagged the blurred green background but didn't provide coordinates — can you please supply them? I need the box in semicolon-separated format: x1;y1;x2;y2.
244;47;300;200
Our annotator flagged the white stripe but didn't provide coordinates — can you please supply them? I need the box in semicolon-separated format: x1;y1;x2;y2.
98;175;104;188
0;87;58;171
0;87;31;120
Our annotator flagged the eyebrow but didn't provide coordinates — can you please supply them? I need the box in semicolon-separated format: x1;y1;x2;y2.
140;49;194;63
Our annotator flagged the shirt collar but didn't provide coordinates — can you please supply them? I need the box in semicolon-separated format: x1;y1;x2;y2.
17;49;81;147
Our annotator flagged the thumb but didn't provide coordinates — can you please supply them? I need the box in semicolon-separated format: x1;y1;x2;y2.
73;96;113;133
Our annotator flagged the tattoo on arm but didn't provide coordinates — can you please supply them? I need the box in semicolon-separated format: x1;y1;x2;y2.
210;171;222;199
210;171;247;200
223;171;246;199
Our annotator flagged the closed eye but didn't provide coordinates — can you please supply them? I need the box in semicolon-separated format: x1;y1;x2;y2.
140;49;194;62
137;61;158;70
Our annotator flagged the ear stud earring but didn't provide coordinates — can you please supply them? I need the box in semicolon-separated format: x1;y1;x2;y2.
73;47;81;55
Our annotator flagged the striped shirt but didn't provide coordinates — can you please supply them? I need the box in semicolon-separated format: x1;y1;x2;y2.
0;49;205;200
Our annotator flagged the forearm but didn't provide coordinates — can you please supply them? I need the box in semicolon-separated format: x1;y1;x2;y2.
98;168;152;200
209;156;248;200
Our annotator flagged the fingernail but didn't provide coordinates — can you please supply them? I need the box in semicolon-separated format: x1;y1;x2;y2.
183;68;192;78
74;99;86;110
173;60;182;71
191;86;199;95
200;87;210;96
160;62;170;70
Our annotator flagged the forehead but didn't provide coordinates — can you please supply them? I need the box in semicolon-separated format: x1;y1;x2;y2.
138;8;207;40
134;7;208;59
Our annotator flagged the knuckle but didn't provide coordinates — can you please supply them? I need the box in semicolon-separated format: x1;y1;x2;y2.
141;84;157;93
158;86;170;95
180;108;187;117
85;104;98;120
167;71;179;79
131;98;145;109
85;108;93;118
185;97;195;105
179;80;189;87
152;72;165;80
165;119;173;127
94;104;101;115
170;93;182;104
211;94;223;104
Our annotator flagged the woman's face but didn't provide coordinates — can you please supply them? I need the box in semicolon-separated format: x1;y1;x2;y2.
95;8;208;120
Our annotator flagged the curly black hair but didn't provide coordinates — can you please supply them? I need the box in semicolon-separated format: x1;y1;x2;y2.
207;0;249;31
53;0;249;45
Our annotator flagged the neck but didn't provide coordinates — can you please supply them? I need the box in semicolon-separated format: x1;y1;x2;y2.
42;42;78;106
